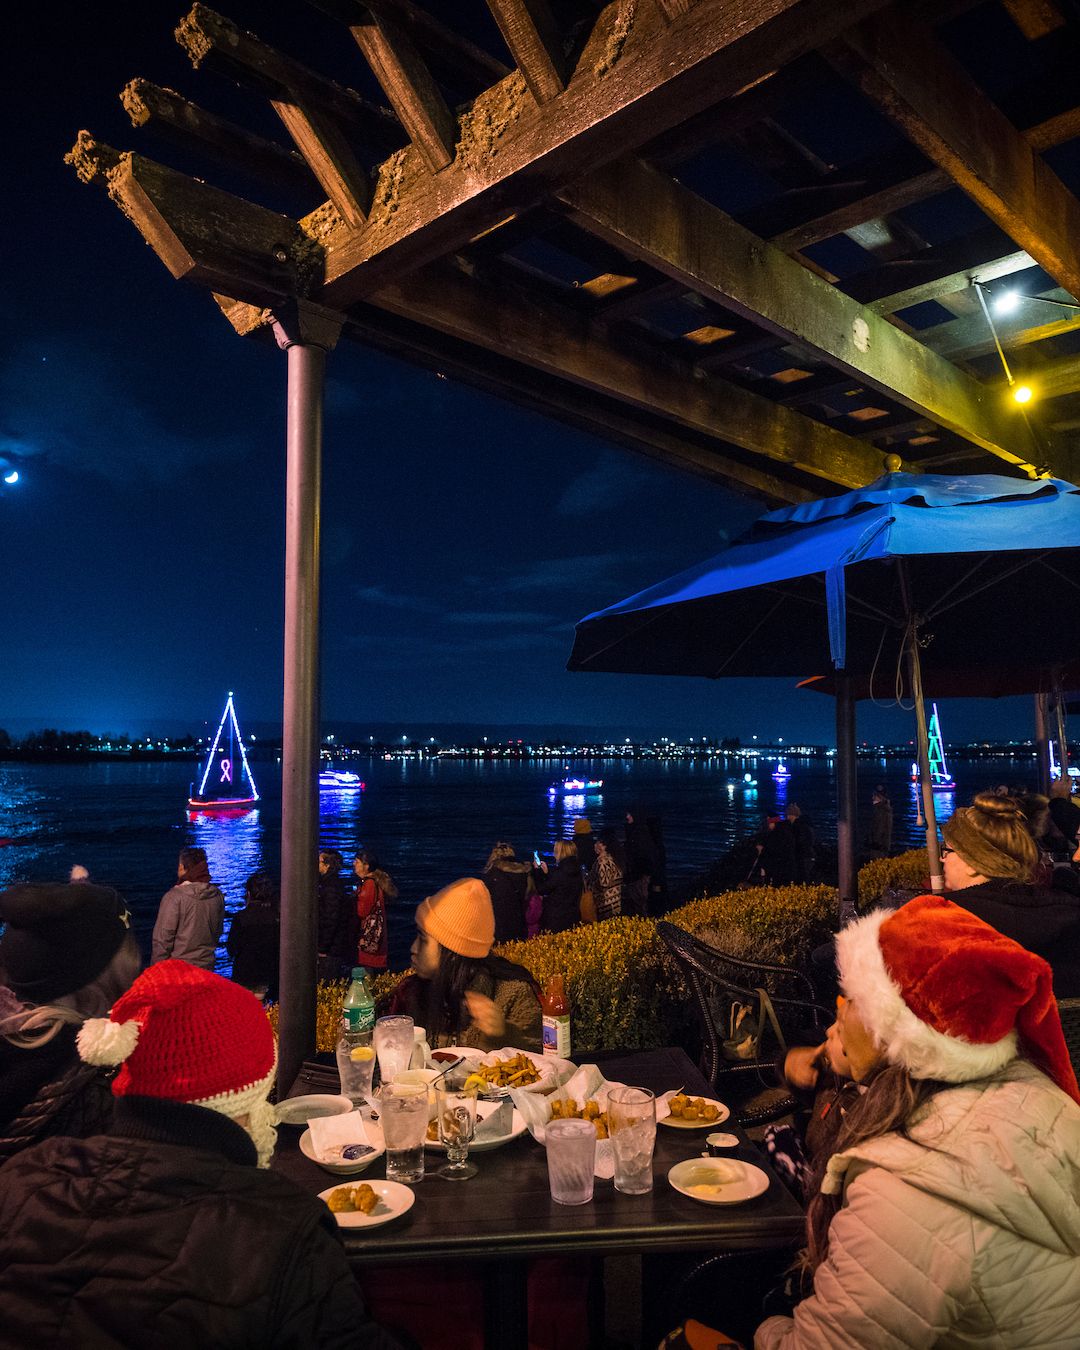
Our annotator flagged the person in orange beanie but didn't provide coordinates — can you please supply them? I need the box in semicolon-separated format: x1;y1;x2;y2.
390;876;541;1052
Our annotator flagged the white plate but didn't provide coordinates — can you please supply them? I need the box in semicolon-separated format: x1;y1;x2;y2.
318;1180;416;1229
424;1107;528;1153
668;1158;771;1205
276;1094;352;1127
436;1046;575;1096
659;1098;730;1129
300;1121;386;1175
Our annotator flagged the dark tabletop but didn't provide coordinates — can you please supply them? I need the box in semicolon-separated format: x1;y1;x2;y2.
273;1045;805;1265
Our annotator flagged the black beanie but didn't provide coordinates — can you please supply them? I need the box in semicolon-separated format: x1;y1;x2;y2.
0;883;131;1003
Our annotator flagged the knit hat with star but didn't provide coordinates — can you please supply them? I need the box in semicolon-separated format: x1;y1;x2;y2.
836;894;1079;1103
77;960;278;1164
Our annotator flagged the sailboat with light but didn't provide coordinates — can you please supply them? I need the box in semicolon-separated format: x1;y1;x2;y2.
909;702;956;792
188;693;260;811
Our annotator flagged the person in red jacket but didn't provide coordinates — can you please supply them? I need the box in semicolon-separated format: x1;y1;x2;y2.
353;850;398;973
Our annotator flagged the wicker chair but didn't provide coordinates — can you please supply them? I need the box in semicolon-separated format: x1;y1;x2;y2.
657;921;831;1126
1058;998;1080;1078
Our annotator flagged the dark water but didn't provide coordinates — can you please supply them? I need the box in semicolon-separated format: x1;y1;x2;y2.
0;754;1034;972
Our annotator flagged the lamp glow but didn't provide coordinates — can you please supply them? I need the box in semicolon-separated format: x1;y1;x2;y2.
3;471;18;484
994;290;1021;316
1013;384;1034;404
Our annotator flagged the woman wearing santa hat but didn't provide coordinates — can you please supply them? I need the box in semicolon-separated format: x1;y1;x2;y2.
755;896;1080;1349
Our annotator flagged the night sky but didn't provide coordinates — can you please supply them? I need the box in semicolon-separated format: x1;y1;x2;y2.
0;3;1044;746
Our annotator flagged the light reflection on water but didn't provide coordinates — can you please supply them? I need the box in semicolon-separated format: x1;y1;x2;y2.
0;754;1014;974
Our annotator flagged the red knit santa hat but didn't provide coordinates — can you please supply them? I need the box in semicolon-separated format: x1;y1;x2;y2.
77;960;276;1111
836;895;1080;1103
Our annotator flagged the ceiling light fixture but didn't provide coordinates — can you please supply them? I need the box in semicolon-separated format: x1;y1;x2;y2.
974;282;1035;406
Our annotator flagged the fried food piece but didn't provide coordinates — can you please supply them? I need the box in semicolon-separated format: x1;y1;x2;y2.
701;1102;721;1122
668;1094;688;1117
426;1119;439;1141
548;1098;609;1138
472;1053;542;1089
327;1182;378;1215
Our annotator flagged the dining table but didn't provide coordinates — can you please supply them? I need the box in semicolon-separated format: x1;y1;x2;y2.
273;1044;805;1348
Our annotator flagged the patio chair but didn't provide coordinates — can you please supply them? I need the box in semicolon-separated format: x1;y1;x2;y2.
1058;998;1080;1078
657;922;831;1126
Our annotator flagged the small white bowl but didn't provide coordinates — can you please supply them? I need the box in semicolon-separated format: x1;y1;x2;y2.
705;1132;740;1154
275;1094;352;1127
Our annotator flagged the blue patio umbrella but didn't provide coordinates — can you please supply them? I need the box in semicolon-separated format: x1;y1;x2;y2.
568;472;1080;898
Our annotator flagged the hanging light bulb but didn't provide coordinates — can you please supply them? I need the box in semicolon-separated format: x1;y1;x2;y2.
993;289;1021;316
1013;383;1034;404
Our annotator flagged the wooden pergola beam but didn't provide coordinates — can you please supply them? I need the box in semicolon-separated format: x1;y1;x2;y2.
348;3;456;171
311;0;892;308
919;288;1080;361
485;0;567;104
836;10;1080;302
271;99;372;226
121;80;318;198
367;260;898;490
174;4;400;153
1001;0;1066;39
560;157;1049;473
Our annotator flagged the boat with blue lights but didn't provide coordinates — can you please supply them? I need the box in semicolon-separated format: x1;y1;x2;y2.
320;768;365;791
547;777;603;795
910;702;956;792
771;760;791;781
187;693;259;811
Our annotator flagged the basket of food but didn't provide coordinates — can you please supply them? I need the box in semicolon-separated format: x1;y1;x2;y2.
434;1046;576;1098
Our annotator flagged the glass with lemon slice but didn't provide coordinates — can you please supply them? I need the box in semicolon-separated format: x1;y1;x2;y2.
336;1036;376;1110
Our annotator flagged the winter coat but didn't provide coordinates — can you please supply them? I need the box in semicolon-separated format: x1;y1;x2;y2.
317;872;356;969
356;872;396;971
532;856;583;934
151;880;225;968
866;799;893;857
756;1061;1080;1349
391;959;542;1053
0;1096;401;1350
790;819;815;883
758;822;796;886
226;906;280;999
949;879;1080;997
589;853;624;920
484;861;531;944
0;1027;114;1165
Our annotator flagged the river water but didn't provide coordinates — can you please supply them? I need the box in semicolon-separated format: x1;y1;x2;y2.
0;753;1032;972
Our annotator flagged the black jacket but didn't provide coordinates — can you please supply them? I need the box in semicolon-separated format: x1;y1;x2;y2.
317;872;357;967
952;879;1080;997
532;857;583;934
484;863;530;944
0;1097;400;1350
226;907;280;998
0;1027;114;1165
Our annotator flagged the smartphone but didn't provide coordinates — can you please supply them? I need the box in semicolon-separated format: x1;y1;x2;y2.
533;850;541;865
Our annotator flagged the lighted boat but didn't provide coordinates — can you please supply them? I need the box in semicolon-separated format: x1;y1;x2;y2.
187;693;259;811
910;703;956;792
771;760;791;781
547;777;604;794
320;768;365;791
727;773;758;788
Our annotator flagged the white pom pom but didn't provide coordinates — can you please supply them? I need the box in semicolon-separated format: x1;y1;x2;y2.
78;1017;140;1066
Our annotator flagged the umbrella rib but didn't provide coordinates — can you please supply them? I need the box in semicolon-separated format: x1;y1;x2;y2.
1037;558;1080;596
804;574;904;628
709;594;789;678
917;554;992;618
925;552;1051;621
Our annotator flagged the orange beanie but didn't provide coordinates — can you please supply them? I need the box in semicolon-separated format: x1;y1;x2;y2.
416;877;494;959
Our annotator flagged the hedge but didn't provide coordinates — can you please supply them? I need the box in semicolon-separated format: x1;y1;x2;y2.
857;849;928;907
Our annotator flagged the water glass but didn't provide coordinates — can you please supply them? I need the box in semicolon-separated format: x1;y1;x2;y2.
435;1074;479;1181
373;1015;414;1088
545;1118;596;1205
381;1082;428;1183
335;1034;376;1110
607;1086;656;1195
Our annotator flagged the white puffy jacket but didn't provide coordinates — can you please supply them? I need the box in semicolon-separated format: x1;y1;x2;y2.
755;1061;1080;1349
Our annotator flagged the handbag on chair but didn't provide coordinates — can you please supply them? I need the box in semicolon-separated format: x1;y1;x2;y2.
722;987;786;1062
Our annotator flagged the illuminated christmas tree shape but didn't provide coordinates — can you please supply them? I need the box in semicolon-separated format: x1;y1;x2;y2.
190;692;259;805
927;703;954;788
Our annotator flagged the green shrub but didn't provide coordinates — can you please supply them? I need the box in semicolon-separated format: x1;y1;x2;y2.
857;849;928;907
287;883;840;1054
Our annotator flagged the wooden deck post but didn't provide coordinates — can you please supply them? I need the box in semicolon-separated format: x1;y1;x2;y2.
272;302;342;1096
1035;692;1052;795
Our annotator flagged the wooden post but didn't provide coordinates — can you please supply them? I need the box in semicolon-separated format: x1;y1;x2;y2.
1035;691;1052;795
271;302;342;1097
835;672;858;920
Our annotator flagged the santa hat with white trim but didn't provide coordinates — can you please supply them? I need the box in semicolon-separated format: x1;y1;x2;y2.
77;959;279;1164
836;895;1080;1103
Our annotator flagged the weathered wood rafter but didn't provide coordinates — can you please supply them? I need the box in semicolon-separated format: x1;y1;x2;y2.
559;158;1050;474
486;0;567;104
835;10;1080;302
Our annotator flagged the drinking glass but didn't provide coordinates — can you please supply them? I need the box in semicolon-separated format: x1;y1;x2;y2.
335;1034;376;1110
381;1082;428;1183
545;1118;596;1205
373;1015;414;1088
435;1074;478;1181
607;1086;656;1195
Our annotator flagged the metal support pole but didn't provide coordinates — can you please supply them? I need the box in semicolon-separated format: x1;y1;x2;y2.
835;671;858;920
272;303;342;1097
1034;692;1052;795
898;564;943;894
1052;672;1070;782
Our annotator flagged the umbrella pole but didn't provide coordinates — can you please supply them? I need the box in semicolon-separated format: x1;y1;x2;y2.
835;672;858;920
906;622;945;893
1034;693;1052;794
1052;671;1070;779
